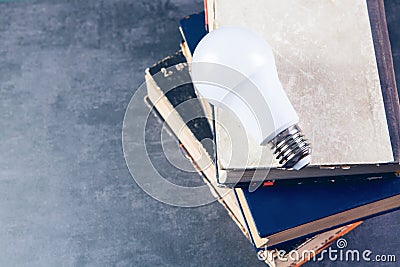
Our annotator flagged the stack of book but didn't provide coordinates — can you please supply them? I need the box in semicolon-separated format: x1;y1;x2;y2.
144;0;400;266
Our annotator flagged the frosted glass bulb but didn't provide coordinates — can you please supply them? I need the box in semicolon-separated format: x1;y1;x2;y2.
191;26;311;170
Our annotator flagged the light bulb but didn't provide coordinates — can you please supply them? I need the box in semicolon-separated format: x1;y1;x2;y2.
191;26;311;170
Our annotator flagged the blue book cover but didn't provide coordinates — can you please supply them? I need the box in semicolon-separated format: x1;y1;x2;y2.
236;174;400;248
179;12;207;55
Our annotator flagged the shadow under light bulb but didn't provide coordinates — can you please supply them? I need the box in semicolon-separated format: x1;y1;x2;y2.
191;26;311;170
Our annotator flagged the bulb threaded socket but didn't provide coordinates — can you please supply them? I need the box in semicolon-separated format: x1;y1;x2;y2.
269;125;311;170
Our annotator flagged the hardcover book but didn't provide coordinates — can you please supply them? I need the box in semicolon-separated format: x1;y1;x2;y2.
199;0;400;185
235;174;400;248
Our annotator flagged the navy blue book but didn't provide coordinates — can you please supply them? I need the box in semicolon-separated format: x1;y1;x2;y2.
180;11;400;250
235;175;400;248
179;12;207;55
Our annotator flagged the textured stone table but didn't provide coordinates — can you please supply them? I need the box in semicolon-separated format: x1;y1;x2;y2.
0;0;399;266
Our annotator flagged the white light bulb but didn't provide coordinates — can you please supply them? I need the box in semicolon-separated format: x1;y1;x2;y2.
191;26;311;170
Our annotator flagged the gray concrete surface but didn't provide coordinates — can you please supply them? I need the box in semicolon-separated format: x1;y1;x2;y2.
0;0;399;266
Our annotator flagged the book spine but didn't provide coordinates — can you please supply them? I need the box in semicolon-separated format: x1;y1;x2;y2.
203;0;209;31
204;0;215;31
282;222;363;267
144;66;250;239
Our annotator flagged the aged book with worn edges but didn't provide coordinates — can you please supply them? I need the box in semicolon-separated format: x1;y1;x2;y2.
196;0;400;185
235;173;400;249
144;50;362;266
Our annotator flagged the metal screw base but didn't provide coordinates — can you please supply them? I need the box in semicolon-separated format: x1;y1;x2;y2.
269;124;311;170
